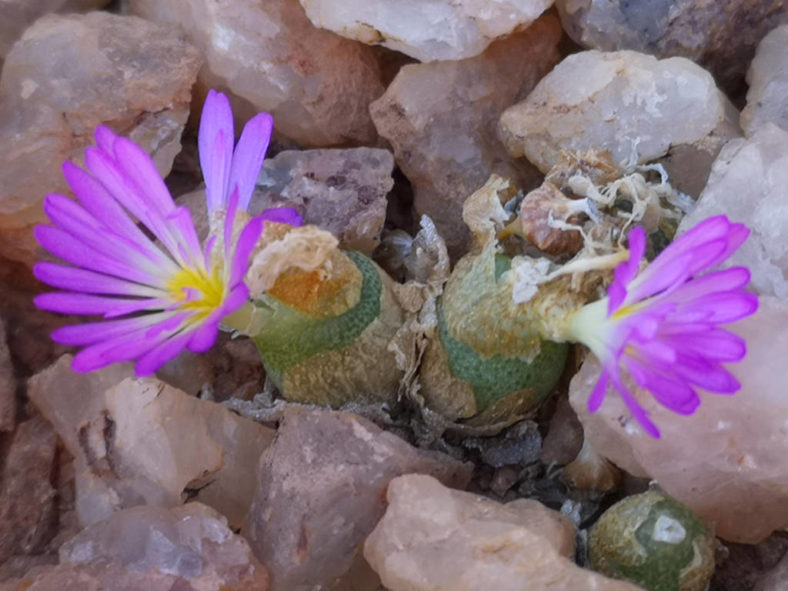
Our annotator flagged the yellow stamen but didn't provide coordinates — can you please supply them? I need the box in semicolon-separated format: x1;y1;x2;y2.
167;265;226;322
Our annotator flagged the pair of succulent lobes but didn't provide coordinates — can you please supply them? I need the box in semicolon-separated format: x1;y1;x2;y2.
34;90;757;439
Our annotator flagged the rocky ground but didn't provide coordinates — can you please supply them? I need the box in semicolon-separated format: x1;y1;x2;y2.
1;1;788;590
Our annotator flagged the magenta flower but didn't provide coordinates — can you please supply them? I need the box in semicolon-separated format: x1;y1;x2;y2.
34;90;301;375
567;215;758;437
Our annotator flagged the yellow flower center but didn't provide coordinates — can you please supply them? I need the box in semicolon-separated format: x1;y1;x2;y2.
167;265;226;322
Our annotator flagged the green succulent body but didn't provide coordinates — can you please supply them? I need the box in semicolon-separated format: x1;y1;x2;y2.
420;248;570;426
250;251;403;406
589;491;716;591
437;305;568;414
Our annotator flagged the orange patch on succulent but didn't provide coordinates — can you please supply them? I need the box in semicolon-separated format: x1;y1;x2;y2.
267;268;351;317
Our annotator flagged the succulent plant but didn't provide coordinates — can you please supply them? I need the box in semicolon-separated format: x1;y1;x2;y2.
589;490;716;591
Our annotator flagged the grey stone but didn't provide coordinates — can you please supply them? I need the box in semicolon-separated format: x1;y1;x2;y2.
252;147;394;254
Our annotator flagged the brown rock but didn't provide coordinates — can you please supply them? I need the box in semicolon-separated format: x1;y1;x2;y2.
155;350;215;397
758;553;788;590
713;533;788;591
0;416;58;563
2;503;269;591
0;260;72;377
0;320;15;432
369;15;562;258
364;474;642;591
129;0;384;147
0;0;110;64
243;407;473;591
508;182;584;255
561;438;621;493
0;11;202;267
539;394;584;466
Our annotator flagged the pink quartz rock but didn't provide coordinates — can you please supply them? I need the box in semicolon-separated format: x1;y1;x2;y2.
0;11;201;268
28;360;274;530
129;0;385;147
0;0;110;64
244;407;473;591
569;296;788;543
2;503;270;590
364;474;641;591
299;0;554;62
370;16;561;257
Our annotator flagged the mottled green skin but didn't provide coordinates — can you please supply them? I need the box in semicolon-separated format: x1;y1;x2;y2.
437;305;568;414
589;491;716;591
250;251;380;385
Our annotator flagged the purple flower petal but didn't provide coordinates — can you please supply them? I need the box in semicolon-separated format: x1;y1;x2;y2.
671;291;759;324
43;194;175;278
672;356;741;394
166;206;204;270
186;319;220;354
33;262;163;297
135;330;194;376
84;147;183;261
228;112;274;211
51;314;165;347
224;187;240;263
71;325;173;373
258;207;303;227
610;373;661;438
574;215;756;438
93;125;117;155
199;89;234;212
667;267;751;302
37;89;278;375
112;137;175;218
62;161;172;267
34;292;161;316
623;356;700;415
662;328;747;362
35;226;157;286
229;217;264;286
608;226;646;314
587;369;609;412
